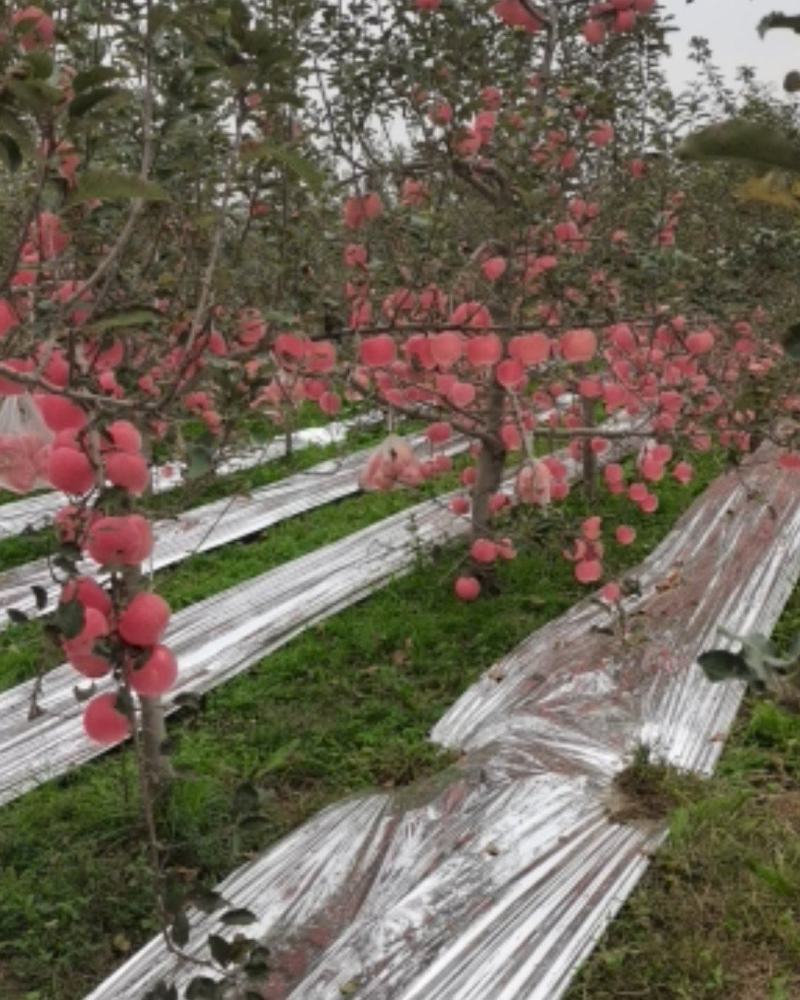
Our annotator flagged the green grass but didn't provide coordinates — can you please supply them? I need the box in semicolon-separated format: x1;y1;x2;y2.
0;456;722;999
608;743;706;826
568;702;800;1000
568;683;800;992
0;453;457;692
0;450;721;694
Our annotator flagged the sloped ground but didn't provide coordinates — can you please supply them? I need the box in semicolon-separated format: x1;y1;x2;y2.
86;450;800;1000
0;456;719;999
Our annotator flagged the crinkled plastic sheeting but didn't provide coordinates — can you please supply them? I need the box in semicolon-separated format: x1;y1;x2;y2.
85;451;800;1000
0;431;468;624
0;413;382;542
0;428;626;808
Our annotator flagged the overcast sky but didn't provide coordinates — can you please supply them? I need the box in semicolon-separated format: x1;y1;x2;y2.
661;0;800;95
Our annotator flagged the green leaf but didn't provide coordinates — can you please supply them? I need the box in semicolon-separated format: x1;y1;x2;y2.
220;907;258;926
229;0;251;42
149;4;174;36
186;443;214;482
758;13;800;38
69;86;128;118
0;135;22;172
87;308;161;334
143;982;178;1000
31;586;48;611
207;934;233;967
73;66;122;93
185;978;221;1000
24;52;54;80
733;632;797;684
53;599;85;640
678;120;800;174
66;170;170;206
697;649;750;683
190;888;226;914
6;78;63;114
163;876;186;920
73;683;97;703
170;909;190;948
240;141;324;192
0;110;34;157
783;323;800;360
244;944;271;978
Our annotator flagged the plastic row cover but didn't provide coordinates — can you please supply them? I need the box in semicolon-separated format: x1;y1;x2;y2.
0;431;469;626
0;424;629;808
84;450;800;1000
0;411;383;541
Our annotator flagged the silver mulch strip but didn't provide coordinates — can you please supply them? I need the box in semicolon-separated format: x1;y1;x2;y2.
0;428;623;809
0;412;382;542
84;450;800;1000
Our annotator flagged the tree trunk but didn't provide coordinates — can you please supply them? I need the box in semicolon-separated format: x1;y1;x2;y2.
121;566;174;799
139;694;172;796
471;378;506;537
581;396;596;502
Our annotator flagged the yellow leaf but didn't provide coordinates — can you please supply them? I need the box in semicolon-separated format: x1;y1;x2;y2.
733;172;800;213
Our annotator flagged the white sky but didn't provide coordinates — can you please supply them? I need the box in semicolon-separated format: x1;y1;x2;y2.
661;0;800;94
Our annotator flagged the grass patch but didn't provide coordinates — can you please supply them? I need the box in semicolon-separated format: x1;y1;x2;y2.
608;744;705;826
0;454;722;999
0;454;457;692
569;705;800;994
0;450;723;693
